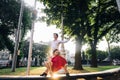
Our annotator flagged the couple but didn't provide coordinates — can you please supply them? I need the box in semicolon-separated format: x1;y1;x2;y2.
40;33;70;77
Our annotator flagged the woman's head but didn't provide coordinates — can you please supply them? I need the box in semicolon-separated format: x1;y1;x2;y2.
53;49;60;55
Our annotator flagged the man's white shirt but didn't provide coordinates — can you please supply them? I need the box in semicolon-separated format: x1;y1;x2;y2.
51;40;68;51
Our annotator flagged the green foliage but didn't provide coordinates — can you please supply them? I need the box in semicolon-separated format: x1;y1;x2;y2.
39;0;88;37
39;0;120;45
86;0;120;42
106;25;120;43
38;0;120;67
39;0;90;69
0;0;19;51
96;50;108;61
20;40;29;57
0;0;32;52
110;46;120;60
84;0;120;67
86;46;120;61
86;49;108;61
21;40;48;62
32;43;48;58
21;7;32;40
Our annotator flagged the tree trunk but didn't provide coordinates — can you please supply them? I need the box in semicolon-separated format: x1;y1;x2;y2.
74;37;83;70
116;0;120;12
11;0;24;72
90;42;98;67
105;36;111;61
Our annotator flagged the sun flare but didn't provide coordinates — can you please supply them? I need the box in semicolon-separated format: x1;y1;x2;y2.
52;74;59;78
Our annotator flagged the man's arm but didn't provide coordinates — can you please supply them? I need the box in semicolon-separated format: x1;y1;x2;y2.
59;38;70;44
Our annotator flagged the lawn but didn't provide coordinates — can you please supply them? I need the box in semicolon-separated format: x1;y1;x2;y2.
0;66;119;76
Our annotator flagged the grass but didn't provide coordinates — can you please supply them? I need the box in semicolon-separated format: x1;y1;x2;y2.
83;65;120;72
0;65;119;76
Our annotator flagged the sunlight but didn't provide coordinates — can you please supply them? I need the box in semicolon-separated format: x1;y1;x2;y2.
24;0;35;6
52;74;59;78
24;0;112;53
97;40;108;51
24;0;75;54
47;73;59;78
82;44;88;51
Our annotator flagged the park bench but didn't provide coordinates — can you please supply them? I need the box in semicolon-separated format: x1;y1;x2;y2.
0;67;120;80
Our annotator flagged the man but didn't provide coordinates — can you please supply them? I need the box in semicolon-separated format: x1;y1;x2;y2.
40;33;70;77
51;33;68;50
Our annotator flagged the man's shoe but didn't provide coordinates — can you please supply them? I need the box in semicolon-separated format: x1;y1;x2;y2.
66;73;70;77
40;72;47;77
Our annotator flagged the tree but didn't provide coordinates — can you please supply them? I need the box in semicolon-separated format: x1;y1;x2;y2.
86;0;120;67
105;35;111;61
0;0;19;52
116;0;120;12
0;0;32;72
104;24;120;61
0;0;32;52
110;46;120;60
21;40;48;66
39;0;120;68
39;0;90;70
32;43;48;66
63;0;88;70
86;49;108;61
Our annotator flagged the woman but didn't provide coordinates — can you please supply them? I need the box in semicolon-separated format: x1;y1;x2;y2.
40;49;69;77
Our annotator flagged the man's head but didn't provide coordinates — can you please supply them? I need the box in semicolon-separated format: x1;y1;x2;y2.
53;33;58;40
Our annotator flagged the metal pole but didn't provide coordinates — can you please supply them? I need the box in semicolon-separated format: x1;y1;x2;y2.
11;0;24;72
26;0;37;75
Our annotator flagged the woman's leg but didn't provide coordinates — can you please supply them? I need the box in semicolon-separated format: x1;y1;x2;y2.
63;65;70;77
43;61;49;73
63;65;68;73
40;61;49;76
47;61;53;76
40;61;53;76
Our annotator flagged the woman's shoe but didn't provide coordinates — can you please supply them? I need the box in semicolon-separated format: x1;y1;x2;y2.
40;72;47;77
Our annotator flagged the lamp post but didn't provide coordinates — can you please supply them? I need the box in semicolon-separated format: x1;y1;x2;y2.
26;0;37;75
